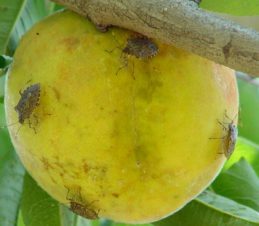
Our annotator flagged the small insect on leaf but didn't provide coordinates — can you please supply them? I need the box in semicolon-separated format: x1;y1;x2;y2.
15;83;41;124
123;35;158;59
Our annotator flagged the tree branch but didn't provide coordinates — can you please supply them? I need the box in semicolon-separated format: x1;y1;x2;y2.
51;0;259;76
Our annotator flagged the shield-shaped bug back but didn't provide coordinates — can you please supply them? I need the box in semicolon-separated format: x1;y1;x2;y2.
14;83;41;124
123;35;158;59
113;34;159;78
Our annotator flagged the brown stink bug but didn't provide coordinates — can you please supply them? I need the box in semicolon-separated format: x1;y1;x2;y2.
65;186;99;220
224;123;238;158
123;35;158;59
1;83;41;133
15;83;40;122
69;201;99;220
110;34;158;78
14;83;41;132
210;111;238;159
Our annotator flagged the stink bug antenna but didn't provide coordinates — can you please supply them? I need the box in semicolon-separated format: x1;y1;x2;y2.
224;110;238;123
216;119;227;131
105;32;124;54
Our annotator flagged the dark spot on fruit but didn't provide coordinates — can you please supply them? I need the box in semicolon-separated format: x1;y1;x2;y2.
52;87;60;101
83;162;89;174
41;157;53;170
49;174;58;184
112;193;119;198
61;37;80;52
66;116;70;124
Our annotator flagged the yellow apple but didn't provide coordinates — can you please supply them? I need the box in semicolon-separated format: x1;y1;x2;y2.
5;10;238;223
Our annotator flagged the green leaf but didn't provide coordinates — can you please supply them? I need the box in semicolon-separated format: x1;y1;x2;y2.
59;204;93;226
0;103;25;226
21;173;63;226
224;137;259;176
213;158;259;212
0;0;26;54
0;55;12;69
17;210;26;226
53;3;65;11
0;103;12;156
76;217;95;226
90;219;152;226
200;0;259;16
0;73;5;102
155;191;259;226
238;78;259;145
0;96;3;103
0;100;14;159
110;222;152;226
99;220;113;226
0;150;25;226
21;173;91;226
59;205;77;226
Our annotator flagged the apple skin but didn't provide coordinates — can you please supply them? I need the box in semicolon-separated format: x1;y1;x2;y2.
5;10;238;223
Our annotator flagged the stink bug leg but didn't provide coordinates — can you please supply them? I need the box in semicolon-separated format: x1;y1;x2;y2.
28;114;39;134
